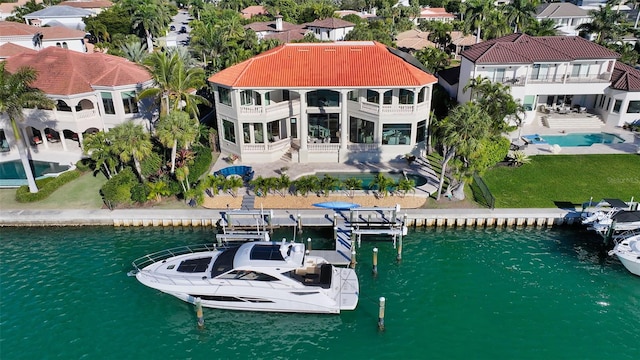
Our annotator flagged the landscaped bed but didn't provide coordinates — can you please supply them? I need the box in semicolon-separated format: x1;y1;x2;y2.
483;154;640;208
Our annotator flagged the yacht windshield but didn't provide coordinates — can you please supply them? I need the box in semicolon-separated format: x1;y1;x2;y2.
211;246;240;277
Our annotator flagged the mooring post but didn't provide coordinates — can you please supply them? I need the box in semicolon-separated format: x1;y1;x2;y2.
372;248;378;276
195;297;204;329
297;213;303;234
350;250;357;268
396;235;403;262
307;237;312;252
378;297;386;331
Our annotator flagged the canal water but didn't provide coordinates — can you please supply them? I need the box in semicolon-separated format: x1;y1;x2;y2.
1;226;638;359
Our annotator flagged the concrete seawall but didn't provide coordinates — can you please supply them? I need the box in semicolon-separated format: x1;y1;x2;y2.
0;208;582;228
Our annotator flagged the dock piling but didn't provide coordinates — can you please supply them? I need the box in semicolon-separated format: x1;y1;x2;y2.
195;297;204;329
378;297;386;331
372;248;378;276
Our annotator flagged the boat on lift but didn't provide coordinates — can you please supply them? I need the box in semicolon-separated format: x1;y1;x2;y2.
608;231;640;276
131;240;359;314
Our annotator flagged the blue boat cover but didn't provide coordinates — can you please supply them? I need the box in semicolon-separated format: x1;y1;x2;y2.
312;202;361;210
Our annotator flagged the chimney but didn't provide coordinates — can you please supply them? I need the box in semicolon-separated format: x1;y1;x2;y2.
275;15;283;31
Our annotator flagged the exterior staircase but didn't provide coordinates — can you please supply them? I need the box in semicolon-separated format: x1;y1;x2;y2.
240;194;255;210
542;114;604;129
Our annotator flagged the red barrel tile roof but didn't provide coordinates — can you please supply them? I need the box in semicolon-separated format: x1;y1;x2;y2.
3;47;151;95
208;41;437;88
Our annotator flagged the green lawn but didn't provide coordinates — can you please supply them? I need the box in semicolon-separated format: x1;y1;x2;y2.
483;154;640;208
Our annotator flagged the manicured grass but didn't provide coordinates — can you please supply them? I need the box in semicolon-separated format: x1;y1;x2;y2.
483;154;640;208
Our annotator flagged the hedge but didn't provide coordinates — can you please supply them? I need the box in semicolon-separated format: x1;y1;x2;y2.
15;170;82;202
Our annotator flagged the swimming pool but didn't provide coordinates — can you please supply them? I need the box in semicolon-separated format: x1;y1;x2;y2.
310;171;428;188
542;133;625;147
0;160;71;186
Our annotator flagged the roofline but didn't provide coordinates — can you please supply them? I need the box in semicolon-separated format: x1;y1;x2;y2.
208;83;437;90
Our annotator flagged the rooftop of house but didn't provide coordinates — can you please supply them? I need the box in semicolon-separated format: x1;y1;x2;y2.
460;33;619;64
419;7;455;18
0;43;37;59
437;66;460;86
304;17;355;29
536;2;589;18
208;41;437;88
58;0;113;9
23;5;93;18
611;62;640;91
334;10;377;19
244;20;305;33
241;5;268;19
0;21;86;40
263;29;308;43
0;0;43;14
3;46;151;95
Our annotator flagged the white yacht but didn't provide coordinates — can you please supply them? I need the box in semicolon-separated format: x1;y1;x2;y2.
132;240;359;314
608;231;640;277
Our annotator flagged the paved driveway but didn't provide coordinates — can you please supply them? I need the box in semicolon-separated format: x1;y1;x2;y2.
170;9;192;46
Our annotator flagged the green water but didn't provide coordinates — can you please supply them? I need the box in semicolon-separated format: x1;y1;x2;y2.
1;226;638;359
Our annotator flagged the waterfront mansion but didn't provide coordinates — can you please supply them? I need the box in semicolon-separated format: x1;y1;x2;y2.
207;41;437;164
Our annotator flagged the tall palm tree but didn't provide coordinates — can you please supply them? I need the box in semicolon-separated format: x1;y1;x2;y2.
109;121;153;181
155;111;198;174
435;103;491;200
343;177;362;199
128;0;172;53
524;19;560;36
83;131;119;179
464;0;495;43
577;4;626;44
370;173;395;198
503;0;539;33
0;63;54;193
482;9;512;40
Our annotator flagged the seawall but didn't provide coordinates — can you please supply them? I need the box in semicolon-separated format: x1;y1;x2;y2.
0;208;583;228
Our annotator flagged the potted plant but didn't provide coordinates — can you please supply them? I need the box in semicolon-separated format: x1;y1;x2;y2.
404;153;416;165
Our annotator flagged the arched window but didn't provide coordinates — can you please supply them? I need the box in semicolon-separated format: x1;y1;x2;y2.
62;42;68;49
56;42;61;47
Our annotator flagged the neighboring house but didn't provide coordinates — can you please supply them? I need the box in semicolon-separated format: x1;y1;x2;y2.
0;43;37;61
304;18;355;41
437;66;460;99
0;22;87;53
334;9;378;20
23;5;94;31
0;47;154;163
207;41;437;164
0;0;43;20
58;0;113;14
415;7;455;24
241;5;268;19
245;16;308;42
535;2;591;37
456;33;638;128
396;29;477;59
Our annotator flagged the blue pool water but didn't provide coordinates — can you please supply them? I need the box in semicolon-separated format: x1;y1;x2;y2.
311;171;428;187
530;133;625;147
0;159;70;179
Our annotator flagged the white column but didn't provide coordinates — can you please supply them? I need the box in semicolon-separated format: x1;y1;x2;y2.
262;122;268;151
299;90;308;150
340;90;348;152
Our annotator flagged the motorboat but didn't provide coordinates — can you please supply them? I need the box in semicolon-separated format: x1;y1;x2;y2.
581;198;630;225
588;210;640;235
132;240;359;314
608;231;640;276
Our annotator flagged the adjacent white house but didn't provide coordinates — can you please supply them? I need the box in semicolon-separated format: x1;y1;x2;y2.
23;5;93;30
58;0;113;15
0;47;154;163
304;18;355;41
456;33;640;128
244;15;308;42
535;2;591;37
0;0;43;20
415;7;455;24
207;41;437;164
0;22;87;53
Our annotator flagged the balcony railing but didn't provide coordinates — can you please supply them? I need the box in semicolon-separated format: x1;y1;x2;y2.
347;143;379;151
308;143;340;152
359;102;422;115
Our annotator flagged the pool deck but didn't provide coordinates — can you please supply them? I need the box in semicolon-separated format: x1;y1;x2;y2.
510;122;640;156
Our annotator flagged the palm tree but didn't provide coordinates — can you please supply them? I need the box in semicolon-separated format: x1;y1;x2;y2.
370;173;395;198
435;103;491;200
482;10;512;40
464;0;495;43
415;47;450;74
319;174;340;197
83;131;118;178
397;178;416;198
427;21;453;51
276;174;291;197
109;121;153;182
292;176;318;197
120;41;148;63
155;111;198;174
223;176;244;197
146;180;171;202
0;63;54;193
343;177;362;198
577;4;626;44
524;19;560;36
128;0;172;53
503;0;539;33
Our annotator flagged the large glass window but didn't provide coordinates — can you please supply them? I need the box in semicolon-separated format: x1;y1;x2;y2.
382;123;411;145
571;64;589;78
306;90;339;107
383;90;392;105
101;92;115;114
487;68;506;82
366;90;379;104
267;119;281;142
348;90;358;101
349;117;375;143
415;120;426;144
531;64;549;80
309;114;339;143
223;119;236;143
627;101;640;113
241;90;260;106
218;87;231;106
253;123;264;143
399;89;414;104
243;123;250;143
121;91;138;114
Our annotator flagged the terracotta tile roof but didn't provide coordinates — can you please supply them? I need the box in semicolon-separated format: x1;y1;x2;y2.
0;0;43;14
0;43;36;59
419;7;455;19
244;20;303;33
304;18;355;29
461;33;619;64
263;29;308;43
59;0;112;9
3;47;151;95
0;21;86;40
241;5;267;19
208;41;437;88
611;62;640;91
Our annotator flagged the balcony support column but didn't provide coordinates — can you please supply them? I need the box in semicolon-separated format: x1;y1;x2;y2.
339;91;348;158
298;90;308;162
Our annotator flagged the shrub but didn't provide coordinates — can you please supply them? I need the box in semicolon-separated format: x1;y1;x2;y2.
100;168;137;209
187;144;212;184
15;170;81;202
141;152;163;179
130;182;149;203
75;158;93;172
